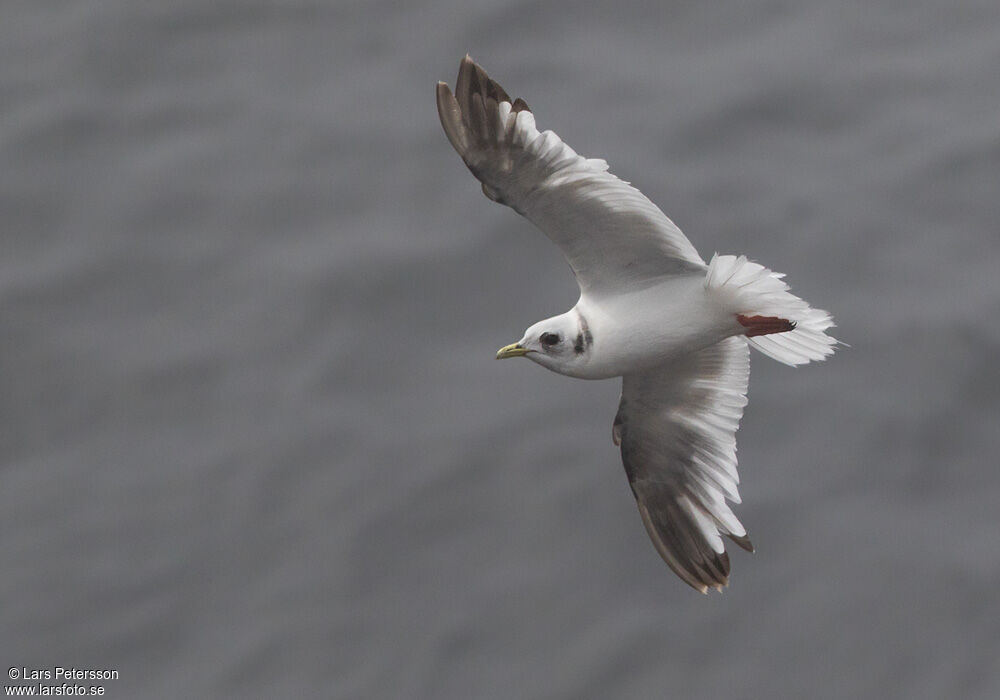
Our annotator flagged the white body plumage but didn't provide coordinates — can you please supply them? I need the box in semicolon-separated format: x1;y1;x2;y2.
529;274;736;380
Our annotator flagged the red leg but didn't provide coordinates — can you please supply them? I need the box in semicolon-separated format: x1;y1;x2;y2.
737;314;796;338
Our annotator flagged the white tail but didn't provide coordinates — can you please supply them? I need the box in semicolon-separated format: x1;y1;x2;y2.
705;254;838;366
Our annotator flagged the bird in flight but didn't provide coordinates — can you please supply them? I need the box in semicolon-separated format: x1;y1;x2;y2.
437;56;837;593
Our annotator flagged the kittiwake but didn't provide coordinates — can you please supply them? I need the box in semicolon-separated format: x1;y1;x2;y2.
437;56;837;593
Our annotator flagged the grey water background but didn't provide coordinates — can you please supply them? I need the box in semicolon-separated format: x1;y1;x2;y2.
3;1;999;698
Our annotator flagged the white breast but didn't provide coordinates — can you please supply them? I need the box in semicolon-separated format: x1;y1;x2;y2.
571;274;737;379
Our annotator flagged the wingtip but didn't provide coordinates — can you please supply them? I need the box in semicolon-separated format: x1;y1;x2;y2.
436;81;452;106
727;532;755;553
436;82;467;153
458;54;477;85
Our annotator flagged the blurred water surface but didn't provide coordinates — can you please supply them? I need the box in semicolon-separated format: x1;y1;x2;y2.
2;1;999;698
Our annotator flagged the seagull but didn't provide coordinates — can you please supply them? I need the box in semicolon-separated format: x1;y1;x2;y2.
437;56;837;593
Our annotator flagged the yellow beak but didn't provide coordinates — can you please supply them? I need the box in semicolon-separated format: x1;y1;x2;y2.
496;342;530;360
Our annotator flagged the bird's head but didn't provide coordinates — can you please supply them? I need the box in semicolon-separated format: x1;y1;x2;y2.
496;312;592;374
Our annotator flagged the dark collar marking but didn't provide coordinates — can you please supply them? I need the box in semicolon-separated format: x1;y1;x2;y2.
574;311;594;355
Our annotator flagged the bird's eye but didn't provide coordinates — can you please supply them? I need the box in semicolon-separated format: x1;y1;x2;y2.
540;332;561;347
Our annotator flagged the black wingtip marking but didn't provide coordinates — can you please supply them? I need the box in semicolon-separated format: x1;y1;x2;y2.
727;533;755;553
456;56;527;111
485;76;510;106
440;56;534;209
481;182;505;204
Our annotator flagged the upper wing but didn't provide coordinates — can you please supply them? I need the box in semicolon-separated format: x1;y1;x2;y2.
614;337;755;592
437;56;705;296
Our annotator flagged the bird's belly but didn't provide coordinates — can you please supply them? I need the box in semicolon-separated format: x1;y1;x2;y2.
569;279;737;379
